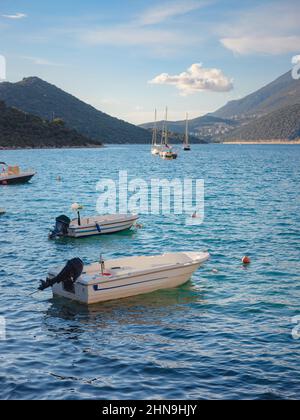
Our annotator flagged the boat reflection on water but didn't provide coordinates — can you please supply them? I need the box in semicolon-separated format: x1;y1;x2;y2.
44;281;206;334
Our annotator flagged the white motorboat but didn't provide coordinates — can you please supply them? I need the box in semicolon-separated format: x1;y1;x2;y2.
0;162;35;185
0;208;6;215
50;213;139;239
49;203;139;239
42;251;210;304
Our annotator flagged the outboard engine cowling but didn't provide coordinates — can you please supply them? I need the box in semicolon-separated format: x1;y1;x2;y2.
49;215;71;239
39;258;84;292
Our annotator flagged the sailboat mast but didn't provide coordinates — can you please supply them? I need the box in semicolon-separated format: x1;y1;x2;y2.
152;109;157;146
185;112;189;146
165;107;168;146
161;112;165;145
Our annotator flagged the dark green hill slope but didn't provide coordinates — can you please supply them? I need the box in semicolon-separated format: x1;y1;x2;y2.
0;101;102;148
222;103;300;142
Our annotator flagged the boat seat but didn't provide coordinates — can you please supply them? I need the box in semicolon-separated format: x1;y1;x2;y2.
8;166;20;175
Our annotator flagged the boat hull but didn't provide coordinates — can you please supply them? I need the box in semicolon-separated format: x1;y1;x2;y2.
50;252;209;304
67;215;139;238
151;147;160;155
0;173;35;185
160;152;177;160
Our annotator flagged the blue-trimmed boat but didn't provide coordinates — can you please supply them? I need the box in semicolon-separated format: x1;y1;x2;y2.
49;213;139;239
45;251;210;304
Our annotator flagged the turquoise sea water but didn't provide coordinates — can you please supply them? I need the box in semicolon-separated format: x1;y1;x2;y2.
0;144;299;400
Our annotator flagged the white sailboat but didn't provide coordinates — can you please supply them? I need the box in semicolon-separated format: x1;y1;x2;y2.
159;107;178;160
183;113;191;151
151;109;160;155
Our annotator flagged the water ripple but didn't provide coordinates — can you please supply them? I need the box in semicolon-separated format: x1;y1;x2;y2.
0;145;300;399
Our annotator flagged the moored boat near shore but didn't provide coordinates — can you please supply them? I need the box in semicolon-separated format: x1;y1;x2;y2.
49;204;139;239
183;113;191;151
42;251;210;304
151;109;161;155
0;162;36;185
159;107;178;160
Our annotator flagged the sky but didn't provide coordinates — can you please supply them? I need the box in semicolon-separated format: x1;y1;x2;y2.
0;0;299;124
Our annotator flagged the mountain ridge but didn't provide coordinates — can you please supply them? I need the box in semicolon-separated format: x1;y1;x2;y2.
211;71;300;120
221;103;300;142
140;115;237;142
0;77;151;144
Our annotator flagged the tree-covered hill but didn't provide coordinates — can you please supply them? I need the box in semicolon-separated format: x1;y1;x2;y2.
221;103;300;142
0;101;102;148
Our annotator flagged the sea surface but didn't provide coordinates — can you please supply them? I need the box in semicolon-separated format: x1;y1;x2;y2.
0;144;299;400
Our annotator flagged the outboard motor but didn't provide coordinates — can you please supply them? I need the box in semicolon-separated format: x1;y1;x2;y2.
49;215;71;239
39;258;84;292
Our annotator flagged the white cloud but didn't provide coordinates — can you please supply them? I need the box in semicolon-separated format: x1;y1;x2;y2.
292;55;300;65
139;0;208;25
221;36;300;56
22;56;62;66
2;13;27;19
79;1;208;51
149;63;233;96
219;2;300;55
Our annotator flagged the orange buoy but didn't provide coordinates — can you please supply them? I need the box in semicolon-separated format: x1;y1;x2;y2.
242;256;251;264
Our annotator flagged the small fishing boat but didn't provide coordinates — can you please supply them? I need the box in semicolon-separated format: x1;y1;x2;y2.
0;162;35;185
0;208;6;215
40;251;210;304
183;113;191;151
49;203;139;239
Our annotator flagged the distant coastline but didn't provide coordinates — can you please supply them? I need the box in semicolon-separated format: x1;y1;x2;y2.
0;145;103;150
223;140;300;144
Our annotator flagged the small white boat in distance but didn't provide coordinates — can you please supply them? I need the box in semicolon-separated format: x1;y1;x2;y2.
151;146;161;156
159;107;178;160
183;113;191;151
160;147;178;160
46;251;210;304
0;208;6;215
50;203;139;239
151;109;161;155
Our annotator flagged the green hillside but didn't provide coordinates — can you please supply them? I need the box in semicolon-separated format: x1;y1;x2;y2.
0;101;102;148
222;103;300;142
